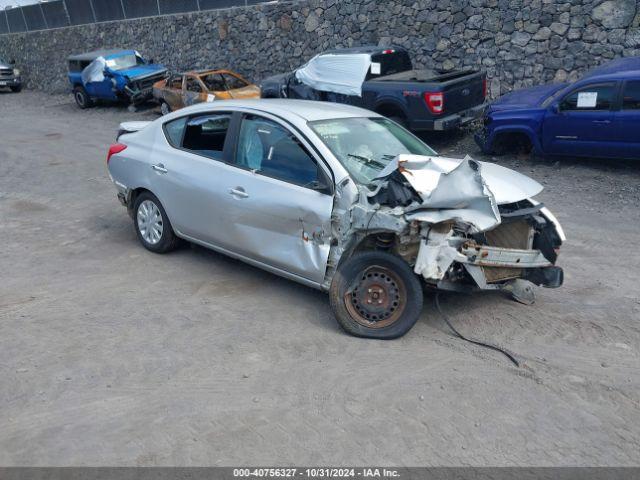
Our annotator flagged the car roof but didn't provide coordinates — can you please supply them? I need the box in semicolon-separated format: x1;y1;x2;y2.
321;45;406;56
584;56;640;80
174;99;381;122
182;69;235;76
68;49;135;62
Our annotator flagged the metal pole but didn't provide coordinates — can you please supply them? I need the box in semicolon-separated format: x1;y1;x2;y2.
156;0;161;16
39;3;48;30
4;11;9;34
61;0;72;27
119;0;126;19
20;6;29;31
88;0;97;23
196;0;201;11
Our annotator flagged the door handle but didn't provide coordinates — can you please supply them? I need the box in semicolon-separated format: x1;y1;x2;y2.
592;120;611;125
228;187;249;199
151;163;168;173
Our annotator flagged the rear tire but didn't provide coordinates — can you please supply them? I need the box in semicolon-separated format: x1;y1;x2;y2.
10;85;21;93
133;192;179;254
329;251;424;339
73;86;93;109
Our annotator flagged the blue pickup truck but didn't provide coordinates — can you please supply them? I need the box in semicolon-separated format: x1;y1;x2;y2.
261;47;486;131
476;57;640;160
68;49;167;109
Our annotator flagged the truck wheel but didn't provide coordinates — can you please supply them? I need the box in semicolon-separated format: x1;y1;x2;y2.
329;251;424;339
73;86;93;109
160;101;171;116
133;192;179;254
10;85;21;93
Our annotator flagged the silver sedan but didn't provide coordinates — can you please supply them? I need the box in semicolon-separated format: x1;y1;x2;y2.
107;99;564;339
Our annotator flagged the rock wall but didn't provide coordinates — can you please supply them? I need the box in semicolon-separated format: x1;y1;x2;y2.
1;0;639;97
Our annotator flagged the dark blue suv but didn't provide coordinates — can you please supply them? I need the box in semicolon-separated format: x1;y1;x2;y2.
476;57;640;160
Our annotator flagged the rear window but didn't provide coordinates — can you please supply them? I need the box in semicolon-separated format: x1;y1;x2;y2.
164;117;187;147
367;50;412;79
222;73;248;90
68;60;90;72
201;74;226;91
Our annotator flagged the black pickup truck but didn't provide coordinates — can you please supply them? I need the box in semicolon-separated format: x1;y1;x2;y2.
260;46;486;131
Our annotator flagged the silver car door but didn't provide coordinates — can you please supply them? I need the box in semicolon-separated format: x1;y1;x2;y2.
149;111;240;245
222;113;334;284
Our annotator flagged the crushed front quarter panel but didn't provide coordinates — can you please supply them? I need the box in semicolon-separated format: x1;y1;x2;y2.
324;154;563;292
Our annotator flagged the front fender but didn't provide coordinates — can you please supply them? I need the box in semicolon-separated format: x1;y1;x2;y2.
486;124;544;155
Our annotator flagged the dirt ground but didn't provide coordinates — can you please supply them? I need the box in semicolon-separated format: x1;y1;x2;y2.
1;91;639;467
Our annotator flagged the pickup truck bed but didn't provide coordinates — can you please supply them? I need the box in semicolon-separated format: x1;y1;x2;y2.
364;69;486;130
260;47;487;132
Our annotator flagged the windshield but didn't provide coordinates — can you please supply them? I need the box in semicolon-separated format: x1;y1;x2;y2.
309;117;436;184
105;54;144;71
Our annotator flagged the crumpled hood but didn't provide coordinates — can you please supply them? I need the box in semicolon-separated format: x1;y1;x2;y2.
120;64;167;80
490;83;567;111
373;155;543;232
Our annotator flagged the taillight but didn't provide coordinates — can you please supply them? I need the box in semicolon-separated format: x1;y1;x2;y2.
424;92;444;115
382;49;395;54
107;143;127;164
483;77;488;98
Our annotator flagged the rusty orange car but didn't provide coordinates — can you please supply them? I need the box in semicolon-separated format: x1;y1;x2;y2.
152;69;260;114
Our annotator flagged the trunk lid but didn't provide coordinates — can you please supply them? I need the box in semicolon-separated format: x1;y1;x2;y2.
441;71;485;115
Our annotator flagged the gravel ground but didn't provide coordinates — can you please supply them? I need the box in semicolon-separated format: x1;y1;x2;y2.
1;91;639;467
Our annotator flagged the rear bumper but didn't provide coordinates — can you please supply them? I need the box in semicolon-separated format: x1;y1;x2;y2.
410;103;486;131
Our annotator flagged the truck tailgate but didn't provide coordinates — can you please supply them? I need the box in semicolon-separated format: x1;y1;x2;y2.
441;71;485;115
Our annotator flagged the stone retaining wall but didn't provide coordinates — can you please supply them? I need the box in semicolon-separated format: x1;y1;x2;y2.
1;0;639;98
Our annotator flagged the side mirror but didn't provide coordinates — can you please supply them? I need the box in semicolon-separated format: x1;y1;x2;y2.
10;59;15;65
551;103;559;114
307;179;332;194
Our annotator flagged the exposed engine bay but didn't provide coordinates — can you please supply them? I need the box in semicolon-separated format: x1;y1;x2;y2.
324;154;564;300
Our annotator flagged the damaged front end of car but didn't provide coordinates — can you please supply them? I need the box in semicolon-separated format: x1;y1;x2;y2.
324;154;564;303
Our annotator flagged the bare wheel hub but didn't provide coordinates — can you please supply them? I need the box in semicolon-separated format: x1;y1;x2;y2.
345;266;407;329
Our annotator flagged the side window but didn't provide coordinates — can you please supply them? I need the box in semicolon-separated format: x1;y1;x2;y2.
186;77;202;93
169;75;183;90
560;84;615;111
236;115;320;187
163;117;187;147
181;113;232;160
622;81;640;110
201;74;226;92
222;73;248;90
